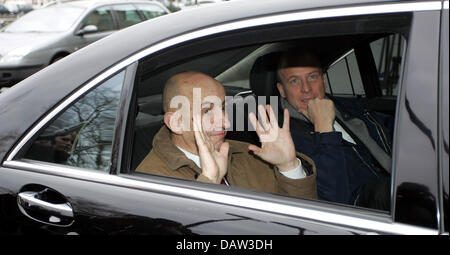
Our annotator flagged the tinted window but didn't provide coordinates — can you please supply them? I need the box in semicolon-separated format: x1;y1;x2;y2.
113;4;144;29
127;13;413;214
325;34;405;97
325;50;365;96
370;34;405;96
81;7;115;32
24;71;125;172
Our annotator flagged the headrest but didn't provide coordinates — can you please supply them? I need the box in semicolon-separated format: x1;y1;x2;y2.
249;52;281;97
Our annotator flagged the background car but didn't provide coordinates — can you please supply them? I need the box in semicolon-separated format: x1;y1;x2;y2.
0;0;447;235
0;0;169;88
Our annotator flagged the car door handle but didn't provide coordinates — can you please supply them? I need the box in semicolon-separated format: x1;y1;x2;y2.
17;191;74;226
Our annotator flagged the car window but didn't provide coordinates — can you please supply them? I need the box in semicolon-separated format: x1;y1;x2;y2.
81;6;115;32
325;49;365;96
112;4;144;29
136;4;167;19
124;12;413;214
24;71;125;172
370;34;405;96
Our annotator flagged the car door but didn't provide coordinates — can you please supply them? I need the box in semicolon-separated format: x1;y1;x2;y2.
0;1;444;235
0;63;356;235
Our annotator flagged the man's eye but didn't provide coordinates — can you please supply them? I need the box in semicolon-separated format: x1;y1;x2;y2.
289;78;298;85
308;73;320;82
203;109;210;114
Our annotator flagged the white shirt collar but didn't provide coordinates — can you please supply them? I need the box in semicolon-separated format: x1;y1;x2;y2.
176;146;202;168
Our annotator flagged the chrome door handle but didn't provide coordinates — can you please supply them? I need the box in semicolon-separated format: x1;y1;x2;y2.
17;191;74;226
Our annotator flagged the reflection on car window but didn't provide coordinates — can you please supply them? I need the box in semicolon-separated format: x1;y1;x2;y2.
81;7;115;32
131;31;405;212
24;71;125;172
113;4;144;29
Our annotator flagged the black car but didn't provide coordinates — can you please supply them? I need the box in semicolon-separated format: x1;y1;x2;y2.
0;0;448;235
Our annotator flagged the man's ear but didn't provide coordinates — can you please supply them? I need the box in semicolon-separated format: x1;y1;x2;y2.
164;111;183;135
276;82;286;98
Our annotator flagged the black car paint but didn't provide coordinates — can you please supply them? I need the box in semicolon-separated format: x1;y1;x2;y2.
0;0;447;234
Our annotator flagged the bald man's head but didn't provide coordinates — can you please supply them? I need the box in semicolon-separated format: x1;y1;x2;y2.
162;71;230;153
162;71;223;113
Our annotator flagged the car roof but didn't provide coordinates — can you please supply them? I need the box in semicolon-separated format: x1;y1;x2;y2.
0;0;418;160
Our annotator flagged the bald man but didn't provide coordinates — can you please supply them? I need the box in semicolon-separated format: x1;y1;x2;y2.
136;72;317;199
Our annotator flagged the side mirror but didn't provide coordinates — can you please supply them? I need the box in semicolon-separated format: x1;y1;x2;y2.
76;25;98;36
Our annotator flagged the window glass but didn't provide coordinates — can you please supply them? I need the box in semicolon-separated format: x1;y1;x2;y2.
129;16;410;214
136;4;167;19
113;4;144;29
24;71;125;172
325;50;365;96
80;7;115;32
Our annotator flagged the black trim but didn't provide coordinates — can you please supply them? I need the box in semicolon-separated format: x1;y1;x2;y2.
111;61;138;175
354;43;383;98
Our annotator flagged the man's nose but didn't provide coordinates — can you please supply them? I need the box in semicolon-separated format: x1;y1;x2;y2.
300;78;312;93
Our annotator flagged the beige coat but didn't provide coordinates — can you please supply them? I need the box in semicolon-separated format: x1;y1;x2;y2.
136;126;317;199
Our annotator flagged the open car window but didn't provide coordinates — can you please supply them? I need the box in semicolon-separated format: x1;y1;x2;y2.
123;12;413;214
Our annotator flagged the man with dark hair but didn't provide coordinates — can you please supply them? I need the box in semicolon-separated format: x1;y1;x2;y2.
276;50;392;210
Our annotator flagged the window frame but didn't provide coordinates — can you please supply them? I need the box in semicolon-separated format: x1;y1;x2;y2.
120;5;416;223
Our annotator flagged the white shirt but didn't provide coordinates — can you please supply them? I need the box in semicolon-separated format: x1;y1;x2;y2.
176;146;307;180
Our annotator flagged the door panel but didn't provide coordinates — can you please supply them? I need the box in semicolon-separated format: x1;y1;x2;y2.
0;164;367;235
393;11;441;229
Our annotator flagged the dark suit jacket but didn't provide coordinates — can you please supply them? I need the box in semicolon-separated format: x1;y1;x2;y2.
283;95;392;205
